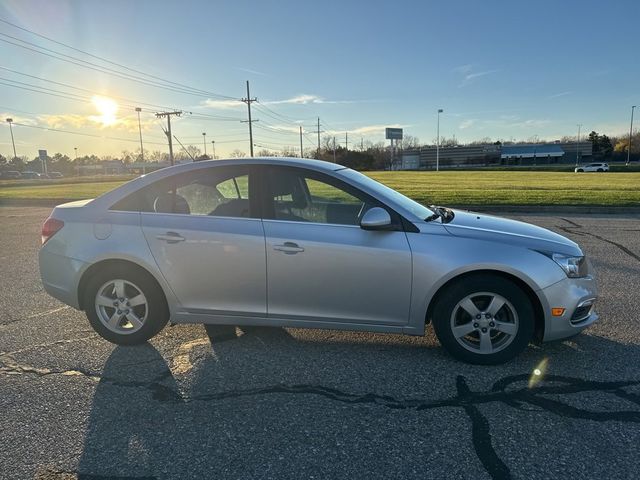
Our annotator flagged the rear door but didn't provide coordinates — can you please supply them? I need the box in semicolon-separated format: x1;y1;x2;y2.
137;165;266;316
261;166;412;325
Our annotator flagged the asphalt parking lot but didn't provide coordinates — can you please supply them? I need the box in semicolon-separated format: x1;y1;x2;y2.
1;206;639;480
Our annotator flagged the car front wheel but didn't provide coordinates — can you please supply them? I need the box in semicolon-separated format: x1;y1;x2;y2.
432;275;534;364
84;265;169;345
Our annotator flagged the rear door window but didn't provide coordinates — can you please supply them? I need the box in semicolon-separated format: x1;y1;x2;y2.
111;166;254;218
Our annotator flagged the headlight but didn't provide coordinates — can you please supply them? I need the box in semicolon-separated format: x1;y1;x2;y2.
550;253;588;278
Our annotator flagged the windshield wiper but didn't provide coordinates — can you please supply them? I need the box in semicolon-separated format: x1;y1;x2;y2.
425;206;455;224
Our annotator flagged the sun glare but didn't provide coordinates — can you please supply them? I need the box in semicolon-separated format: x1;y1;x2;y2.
91;95;118;126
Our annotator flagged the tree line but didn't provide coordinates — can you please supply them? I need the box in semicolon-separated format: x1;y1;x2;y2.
1;130;638;175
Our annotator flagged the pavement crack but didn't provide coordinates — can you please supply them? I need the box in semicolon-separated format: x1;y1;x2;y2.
35;466;157;479
0;354;101;381
6;359;640;480
556;219;640;262
456;376;512;480
580;231;640;263
560;218;583;228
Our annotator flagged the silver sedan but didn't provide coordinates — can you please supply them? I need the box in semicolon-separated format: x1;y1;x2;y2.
39;158;598;364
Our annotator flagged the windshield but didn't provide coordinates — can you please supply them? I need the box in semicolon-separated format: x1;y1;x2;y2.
339;168;435;220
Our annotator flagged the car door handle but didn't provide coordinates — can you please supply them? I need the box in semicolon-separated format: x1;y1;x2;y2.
273;242;305;254
156;232;186;243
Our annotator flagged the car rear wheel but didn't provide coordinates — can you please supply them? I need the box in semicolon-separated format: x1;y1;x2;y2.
576;169;584;172
84;265;169;345
432;275;534;364
597;168;603;172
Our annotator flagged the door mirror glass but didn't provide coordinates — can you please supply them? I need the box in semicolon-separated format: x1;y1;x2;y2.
360;207;392;230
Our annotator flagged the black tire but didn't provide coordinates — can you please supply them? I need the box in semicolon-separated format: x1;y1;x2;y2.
432;274;534;365
597;168;603;172
83;264;169;345
576;169;584;172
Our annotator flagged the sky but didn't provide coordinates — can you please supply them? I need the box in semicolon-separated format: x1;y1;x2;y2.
0;0;639;159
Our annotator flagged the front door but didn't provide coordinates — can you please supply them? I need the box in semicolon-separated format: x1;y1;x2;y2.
262;166;412;325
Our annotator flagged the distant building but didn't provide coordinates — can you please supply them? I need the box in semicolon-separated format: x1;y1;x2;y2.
501;144;564;165
399;142;592;170
400;144;501;169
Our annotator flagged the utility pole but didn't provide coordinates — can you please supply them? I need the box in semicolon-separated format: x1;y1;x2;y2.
332;136;336;163
211;140;216;160
156;111;182;166
135;108;144;162
202;132;207;158
627;106;636;166
241;80;257;157
361;137;364;150
299;126;303;158
74;147;79;176
5;118;16;159
576;124;582;167
313;117;322;158
345;132;348;152
436;108;443;171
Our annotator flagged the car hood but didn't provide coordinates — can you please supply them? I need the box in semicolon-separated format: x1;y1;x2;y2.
441;209;582;256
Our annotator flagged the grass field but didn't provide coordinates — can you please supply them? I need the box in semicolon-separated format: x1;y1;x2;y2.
0;171;639;206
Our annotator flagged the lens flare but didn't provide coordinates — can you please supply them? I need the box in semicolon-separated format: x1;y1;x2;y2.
91;95;118;126
528;357;549;388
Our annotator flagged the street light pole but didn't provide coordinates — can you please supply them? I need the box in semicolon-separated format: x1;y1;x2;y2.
436;109;443;171
575;124;582;166
135;107;144;163
74;147;79;176
202;132;207;158
5;118;16;159
211;140;216;159
627;106;636;166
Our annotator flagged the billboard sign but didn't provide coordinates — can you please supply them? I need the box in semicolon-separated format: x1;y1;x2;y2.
385;128;403;140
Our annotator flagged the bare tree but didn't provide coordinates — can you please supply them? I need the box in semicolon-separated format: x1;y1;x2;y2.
256;149;276;157
230;149;247;158
280;146;298;157
400;134;420;150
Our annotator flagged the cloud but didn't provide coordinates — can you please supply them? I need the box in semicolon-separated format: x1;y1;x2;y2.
547;91;572;99
343;124;408;136
453;64;473;74
260;124;300;134
202;94;358;110
264;94;357;106
464;70;499;81
459;119;476;129
1;113;38;126
38;114;155;132
483;117;550;129
235;67;269;77
454;64;500;87
202;99;244;109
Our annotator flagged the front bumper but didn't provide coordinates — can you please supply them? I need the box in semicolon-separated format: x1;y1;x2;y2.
38;248;87;309
541;274;599;341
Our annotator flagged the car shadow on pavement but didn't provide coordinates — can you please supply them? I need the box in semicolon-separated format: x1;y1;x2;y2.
75;328;640;480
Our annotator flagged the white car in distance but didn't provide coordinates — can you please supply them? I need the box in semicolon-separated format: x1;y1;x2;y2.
574;163;609;173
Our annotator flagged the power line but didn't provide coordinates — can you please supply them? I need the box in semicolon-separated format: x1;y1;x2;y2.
0;17;236;100
0;34;233;100
0;74;242;122
7;121;168;146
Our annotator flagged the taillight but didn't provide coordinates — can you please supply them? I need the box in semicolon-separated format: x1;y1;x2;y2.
41;217;64;245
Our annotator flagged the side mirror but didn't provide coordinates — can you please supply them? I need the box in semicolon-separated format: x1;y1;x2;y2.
360;207;392;230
